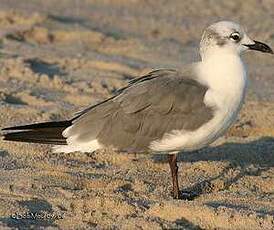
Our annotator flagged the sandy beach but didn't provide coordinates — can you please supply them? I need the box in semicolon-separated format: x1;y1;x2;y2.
0;0;273;229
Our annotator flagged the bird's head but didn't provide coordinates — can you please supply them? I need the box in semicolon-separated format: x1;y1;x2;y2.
200;21;273;59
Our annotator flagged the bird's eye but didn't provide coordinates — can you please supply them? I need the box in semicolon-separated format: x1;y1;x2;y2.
230;32;240;41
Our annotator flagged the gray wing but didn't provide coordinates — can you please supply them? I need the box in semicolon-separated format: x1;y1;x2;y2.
66;68;214;152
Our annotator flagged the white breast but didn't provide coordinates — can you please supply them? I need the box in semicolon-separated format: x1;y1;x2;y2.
150;51;248;153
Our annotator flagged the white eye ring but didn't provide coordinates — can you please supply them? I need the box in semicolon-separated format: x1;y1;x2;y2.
230;32;240;41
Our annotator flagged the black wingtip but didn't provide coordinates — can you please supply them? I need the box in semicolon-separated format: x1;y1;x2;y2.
1;120;71;145
2;129;67;145
2;126;21;131
1;120;72;131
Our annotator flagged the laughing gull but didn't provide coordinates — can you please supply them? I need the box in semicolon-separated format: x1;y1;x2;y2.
2;21;273;199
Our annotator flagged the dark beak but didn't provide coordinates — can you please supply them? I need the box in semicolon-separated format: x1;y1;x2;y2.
244;40;273;54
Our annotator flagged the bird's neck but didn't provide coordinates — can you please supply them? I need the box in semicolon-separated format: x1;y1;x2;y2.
198;49;247;90
197;49;248;109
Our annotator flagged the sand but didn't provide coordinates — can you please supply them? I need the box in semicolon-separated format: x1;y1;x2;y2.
0;0;273;229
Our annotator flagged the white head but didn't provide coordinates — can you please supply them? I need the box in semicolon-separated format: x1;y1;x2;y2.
200;21;273;60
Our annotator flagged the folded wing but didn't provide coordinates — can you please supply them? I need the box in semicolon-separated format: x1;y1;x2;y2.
65;68;214;152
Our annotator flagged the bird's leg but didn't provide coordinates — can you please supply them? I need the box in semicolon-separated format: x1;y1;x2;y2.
168;153;180;199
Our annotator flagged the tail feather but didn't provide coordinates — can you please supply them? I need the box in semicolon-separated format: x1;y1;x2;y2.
1;120;72;145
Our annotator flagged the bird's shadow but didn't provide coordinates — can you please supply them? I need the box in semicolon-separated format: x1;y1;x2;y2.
152;137;274;198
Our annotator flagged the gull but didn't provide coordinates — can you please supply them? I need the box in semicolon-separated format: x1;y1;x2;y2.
2;21;273;199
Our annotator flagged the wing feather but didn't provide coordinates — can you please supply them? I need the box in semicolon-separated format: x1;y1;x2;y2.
65;68;214;152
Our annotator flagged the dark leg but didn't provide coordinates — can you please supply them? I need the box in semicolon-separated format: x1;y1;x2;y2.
168;154;180;199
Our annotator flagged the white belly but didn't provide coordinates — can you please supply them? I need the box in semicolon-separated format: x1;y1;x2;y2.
149;52;248;153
